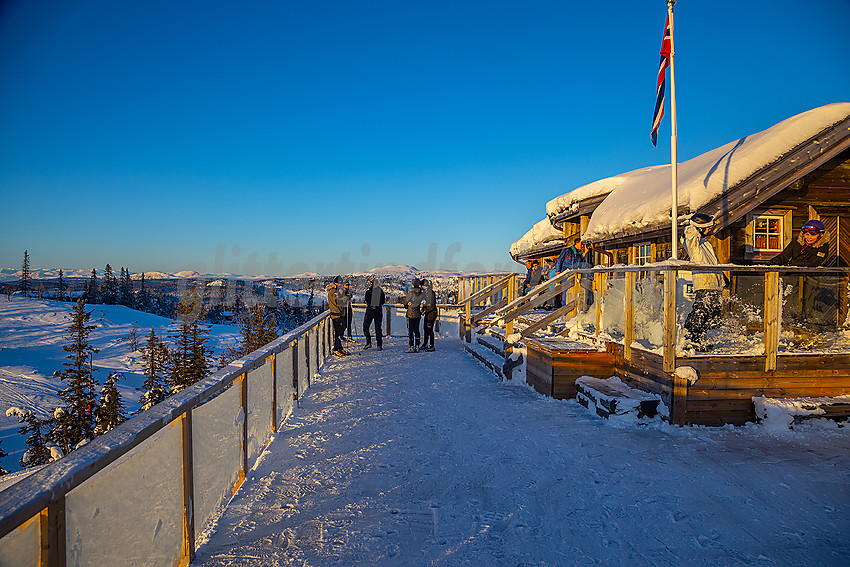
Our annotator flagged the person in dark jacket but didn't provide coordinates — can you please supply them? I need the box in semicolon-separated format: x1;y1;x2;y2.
769;219;829;267
363;277;385;350
770;219;835;333
420;279;438;351
403;278;426;352
327;276;348;355
340;281;355;342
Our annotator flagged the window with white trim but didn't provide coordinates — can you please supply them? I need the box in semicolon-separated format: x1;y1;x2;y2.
751;215;784;252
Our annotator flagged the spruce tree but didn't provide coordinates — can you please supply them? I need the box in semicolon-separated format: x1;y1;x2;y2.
94;373;125;435
137;273;150;312
119;267;133;307
168;289;210;393
87;268;100;304
55;299;100;451
20;250;30;297
10;409;53;469
101;264;117;304
140;327;169;410
57;268;66;301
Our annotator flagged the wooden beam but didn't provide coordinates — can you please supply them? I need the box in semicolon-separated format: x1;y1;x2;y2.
764;271;780;372
180;410;196;565
662;270;676;374
624;272;635;362
520;299;577;337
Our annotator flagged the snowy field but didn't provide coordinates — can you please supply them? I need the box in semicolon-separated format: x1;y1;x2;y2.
193;337;850;566
0;296;240;475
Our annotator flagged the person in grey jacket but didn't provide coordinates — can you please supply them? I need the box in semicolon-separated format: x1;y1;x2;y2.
363;277;385;350
681;213;726;345
420;279;438;351
403;278;426;352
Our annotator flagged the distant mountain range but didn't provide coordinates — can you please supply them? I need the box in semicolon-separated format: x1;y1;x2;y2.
0;264;484;283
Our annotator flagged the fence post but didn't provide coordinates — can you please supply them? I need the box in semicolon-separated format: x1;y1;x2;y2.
180;409;196;565
662;269;676;374
504;274;517;377
764;271;780;372
594;272;605;336
46;497;65;567
385;305;391;337
624;271;635;362
304;333;311;387
270;353;277;433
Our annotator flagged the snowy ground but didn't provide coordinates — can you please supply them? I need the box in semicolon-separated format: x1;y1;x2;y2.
0;297;240;474
192;336;850;566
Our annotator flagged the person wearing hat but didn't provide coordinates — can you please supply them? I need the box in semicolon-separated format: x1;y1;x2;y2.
769;219;829;267
420;279;438;351
327;276;349;355
403;278;426;352
682;212;726;346
363;276;385;350
342;280;355;342
770;219;834;334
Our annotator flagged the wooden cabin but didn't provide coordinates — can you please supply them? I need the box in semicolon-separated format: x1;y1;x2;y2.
508;103;850;426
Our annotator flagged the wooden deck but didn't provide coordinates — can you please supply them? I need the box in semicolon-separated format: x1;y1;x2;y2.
525;338;850;426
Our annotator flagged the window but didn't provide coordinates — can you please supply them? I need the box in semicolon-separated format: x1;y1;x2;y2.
634;242;652;265
751;215;784;252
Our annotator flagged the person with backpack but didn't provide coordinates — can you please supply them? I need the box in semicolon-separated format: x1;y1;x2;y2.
403;278;426;352
363;277;385;350
420;279;438;351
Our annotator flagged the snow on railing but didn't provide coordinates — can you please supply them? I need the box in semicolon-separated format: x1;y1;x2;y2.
0;311;332;567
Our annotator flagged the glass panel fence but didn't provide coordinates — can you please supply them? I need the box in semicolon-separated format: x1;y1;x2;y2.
193;382;243;539
633;270;665;351
0;511;40;567
66;422;183;567
779;269;849;354
247;356;273;463
600;271;626;343
276;347;295;427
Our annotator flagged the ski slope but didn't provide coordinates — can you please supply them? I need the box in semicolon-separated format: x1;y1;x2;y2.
192;337;850;566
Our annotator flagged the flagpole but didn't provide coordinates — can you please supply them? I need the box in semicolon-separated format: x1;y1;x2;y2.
668;0;678;259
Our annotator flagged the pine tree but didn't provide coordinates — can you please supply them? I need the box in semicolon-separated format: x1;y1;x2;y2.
137;273;150;312
0;437;7;475
168;289;210;393
94;373;125;435
119;267;133;307
20;250;30;297
87;268;100;304
57;268;66;301
101;264;117;304
140;327;169;410
55;299;100;452
10;409;53;469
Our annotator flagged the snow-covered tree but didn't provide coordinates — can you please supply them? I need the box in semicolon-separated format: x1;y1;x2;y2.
94;373;125;435
7;408;53;469
55;299;100;452
0;436;7;475
20;250;30;297
139;327;169;410
168;289;211;393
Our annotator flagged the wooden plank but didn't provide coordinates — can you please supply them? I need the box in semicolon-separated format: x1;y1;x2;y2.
181;410;196;565
472;296;509;324
662;271;676;373
764;271;780;372
624;272;635;362
504;276;575;324
520;300;577;337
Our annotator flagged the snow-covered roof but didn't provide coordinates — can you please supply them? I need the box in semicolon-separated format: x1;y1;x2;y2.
575;102;850;242
545;166;666;223
510;218;566;259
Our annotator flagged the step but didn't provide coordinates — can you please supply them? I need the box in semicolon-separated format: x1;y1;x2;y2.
753;395;850;430
576;376;662;419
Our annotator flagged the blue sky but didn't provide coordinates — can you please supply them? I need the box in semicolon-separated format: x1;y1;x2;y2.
1;0;848;276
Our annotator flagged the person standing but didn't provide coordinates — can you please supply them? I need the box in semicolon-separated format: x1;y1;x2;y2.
556;238;588;310
770;219;833;332
341;280;355;342
681;213;726;346
420;279;438;351
327;276;349;356
403;278;426;352
363;277;385;350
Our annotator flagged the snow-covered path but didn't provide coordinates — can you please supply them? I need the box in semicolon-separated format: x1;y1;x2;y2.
192;337;850;566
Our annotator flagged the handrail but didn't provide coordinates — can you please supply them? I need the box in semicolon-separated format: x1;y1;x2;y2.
462;274;514;305
0;310;331;560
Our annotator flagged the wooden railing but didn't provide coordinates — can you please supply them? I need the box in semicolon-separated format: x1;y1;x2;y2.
0;311;333;567
462;264;850;378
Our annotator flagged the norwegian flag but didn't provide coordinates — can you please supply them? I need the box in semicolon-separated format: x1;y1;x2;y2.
650;13;672;147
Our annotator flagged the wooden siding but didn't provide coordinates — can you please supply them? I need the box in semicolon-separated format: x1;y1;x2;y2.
526;340;616;400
